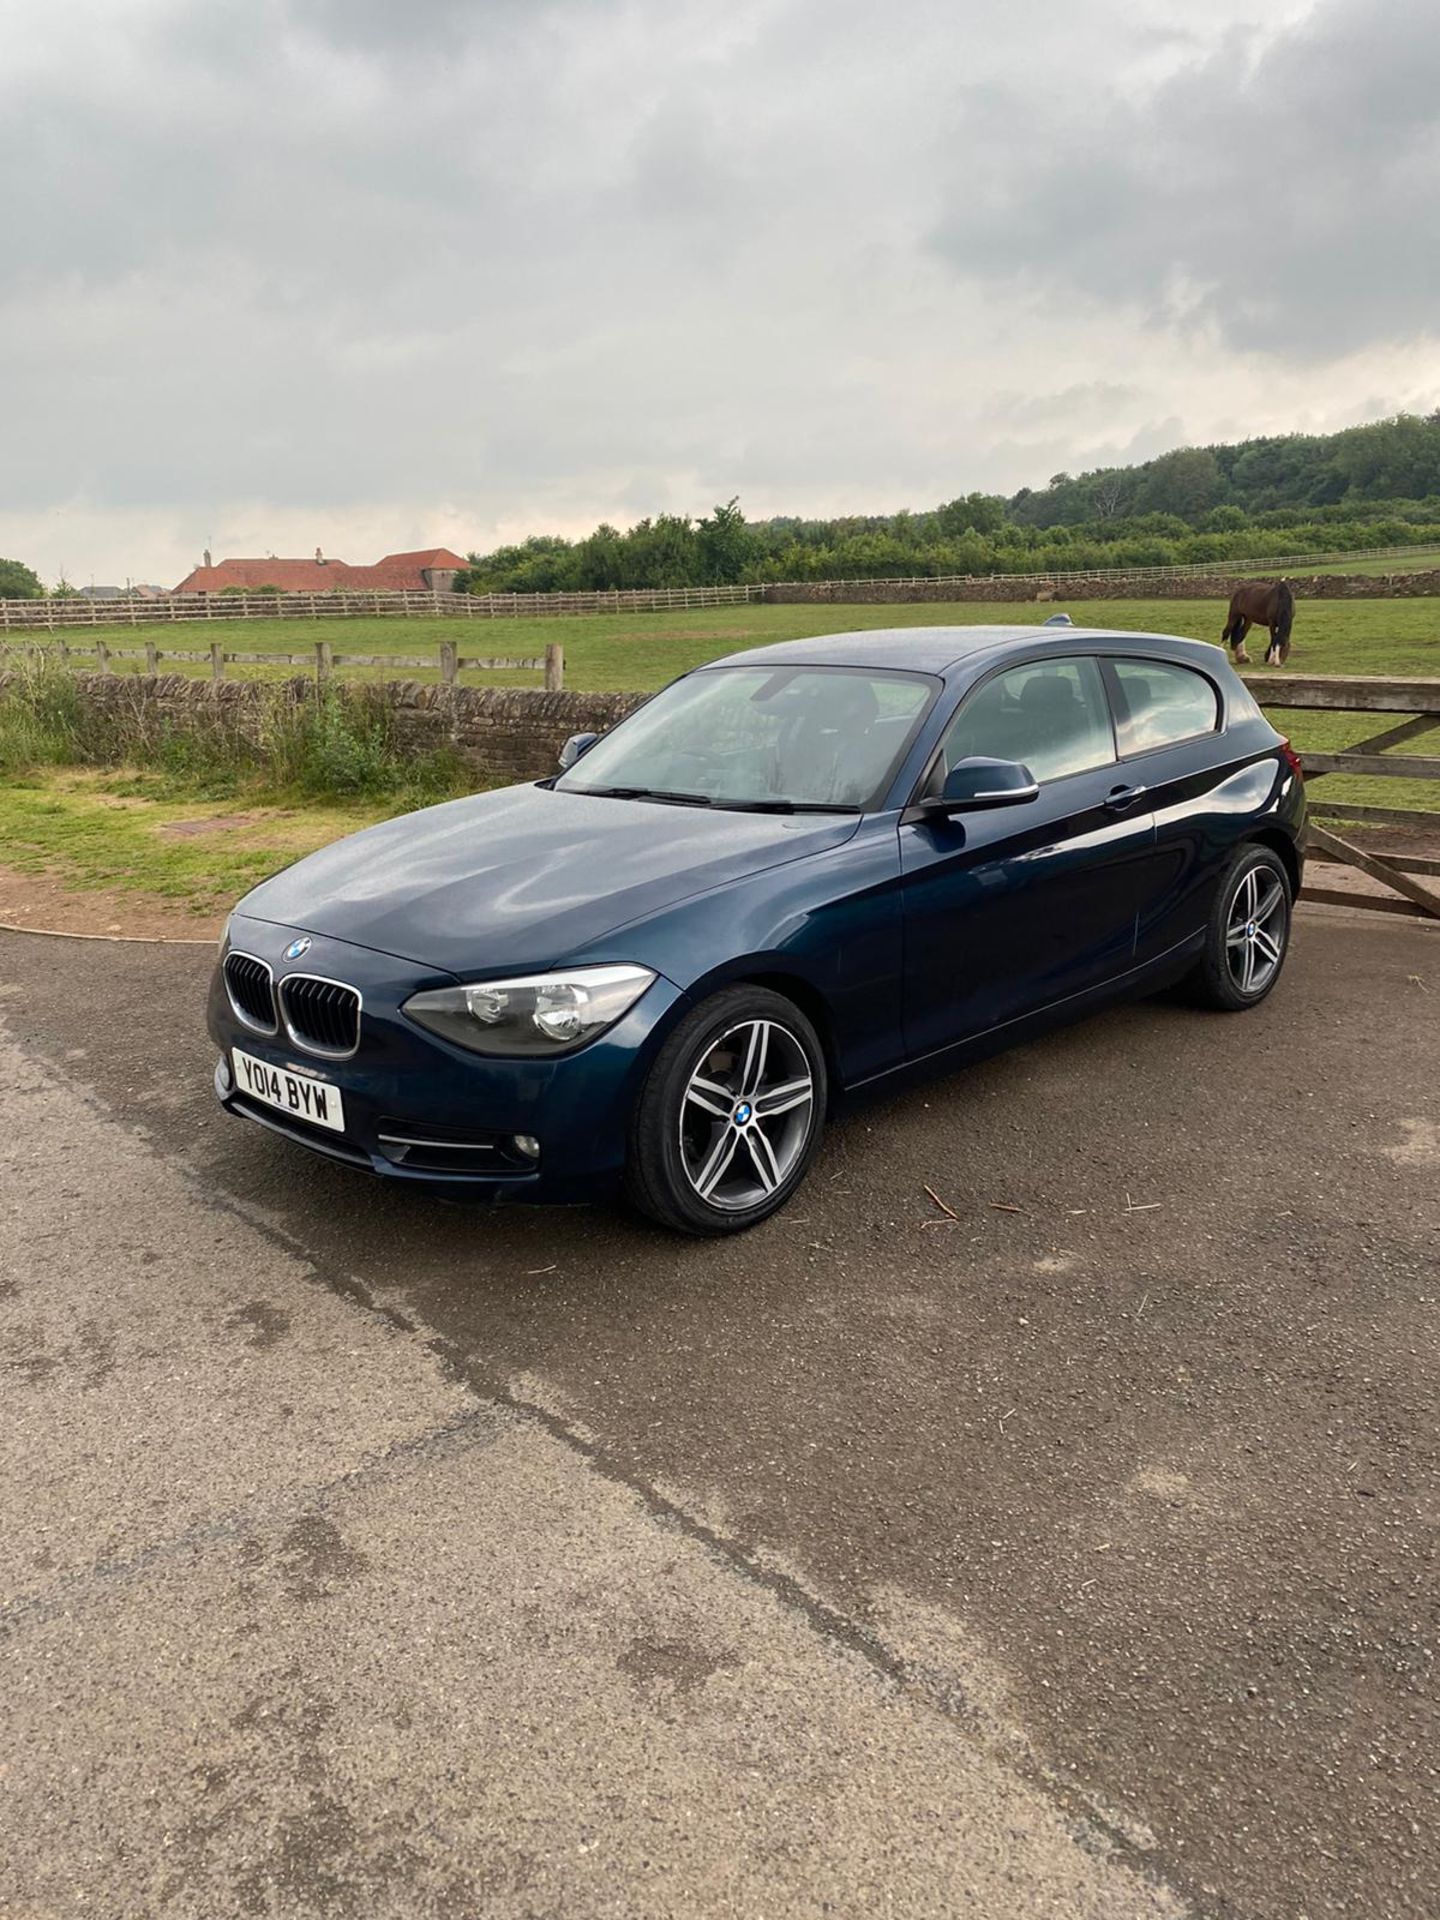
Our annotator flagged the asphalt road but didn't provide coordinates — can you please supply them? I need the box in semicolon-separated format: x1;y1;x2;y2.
1;911;1436;1919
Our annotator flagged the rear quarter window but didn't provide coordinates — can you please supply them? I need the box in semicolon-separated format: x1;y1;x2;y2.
1225;680;1266;724
1110;659;1220;755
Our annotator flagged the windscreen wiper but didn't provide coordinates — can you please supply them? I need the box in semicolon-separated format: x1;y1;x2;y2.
577;785;714;807
718;799;862;814
576;786;858;814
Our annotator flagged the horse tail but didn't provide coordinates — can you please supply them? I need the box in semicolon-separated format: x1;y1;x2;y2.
1220;590;1239;643
1273;580;1294;649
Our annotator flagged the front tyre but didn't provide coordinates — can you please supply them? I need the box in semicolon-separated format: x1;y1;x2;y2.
625;985;827;1235
1187;844;1293;1011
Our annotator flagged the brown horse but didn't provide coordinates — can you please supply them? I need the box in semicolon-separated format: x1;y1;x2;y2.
1222;580;1294;665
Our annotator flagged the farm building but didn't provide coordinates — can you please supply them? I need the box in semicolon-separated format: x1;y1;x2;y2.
172;548;467;594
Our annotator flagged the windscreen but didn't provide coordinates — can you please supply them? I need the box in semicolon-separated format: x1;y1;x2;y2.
556;665;936;811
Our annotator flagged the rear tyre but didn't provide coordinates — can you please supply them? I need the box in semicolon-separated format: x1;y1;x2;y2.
1185;844;1293;1011
625;985;827;1235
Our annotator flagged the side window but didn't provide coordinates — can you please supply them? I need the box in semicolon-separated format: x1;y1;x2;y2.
936;657;1115;787
1111;660;1220;755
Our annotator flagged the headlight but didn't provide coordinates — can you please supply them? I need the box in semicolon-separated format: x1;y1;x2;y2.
218;915;233;955
403;964;656;1056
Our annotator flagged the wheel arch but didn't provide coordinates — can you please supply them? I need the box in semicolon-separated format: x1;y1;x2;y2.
1247;826;1301;901
675;960;842;1106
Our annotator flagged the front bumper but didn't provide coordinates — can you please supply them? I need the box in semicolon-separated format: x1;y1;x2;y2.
207;914;685;1203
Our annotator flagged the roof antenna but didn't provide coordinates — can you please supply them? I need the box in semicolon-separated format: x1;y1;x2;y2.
1043;612;1074;626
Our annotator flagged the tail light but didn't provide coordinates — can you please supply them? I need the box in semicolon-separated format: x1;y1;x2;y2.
1279;739;1304;782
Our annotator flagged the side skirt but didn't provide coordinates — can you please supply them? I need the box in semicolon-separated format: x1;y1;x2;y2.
841;930;1205;1106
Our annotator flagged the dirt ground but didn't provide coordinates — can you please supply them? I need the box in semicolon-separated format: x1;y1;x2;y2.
0;863;221;940
1;909;1437;1918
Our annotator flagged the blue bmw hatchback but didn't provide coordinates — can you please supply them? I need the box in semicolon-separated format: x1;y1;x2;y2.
209;625;1305;1233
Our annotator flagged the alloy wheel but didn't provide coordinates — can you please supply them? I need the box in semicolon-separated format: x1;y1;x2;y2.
1225;865;1287;995
678;1019;816;1213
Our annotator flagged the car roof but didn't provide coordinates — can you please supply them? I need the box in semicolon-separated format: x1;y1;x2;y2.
704;624;1228;677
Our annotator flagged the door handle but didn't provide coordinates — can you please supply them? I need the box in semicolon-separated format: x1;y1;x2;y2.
1104;783;1148;812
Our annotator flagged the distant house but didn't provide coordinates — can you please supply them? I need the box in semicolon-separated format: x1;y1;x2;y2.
172;548;467;595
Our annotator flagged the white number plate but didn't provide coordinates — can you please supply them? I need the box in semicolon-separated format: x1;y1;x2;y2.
233;1047;346;1133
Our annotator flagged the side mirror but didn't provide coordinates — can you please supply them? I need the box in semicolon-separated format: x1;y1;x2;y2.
930;756;1039;813
557;731;599;773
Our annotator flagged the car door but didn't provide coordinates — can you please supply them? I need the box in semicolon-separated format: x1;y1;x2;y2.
1102;654;1261;963
899;655;1156;1059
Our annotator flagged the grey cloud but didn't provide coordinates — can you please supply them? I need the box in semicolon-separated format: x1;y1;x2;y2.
0;0;1433;583
287;0;584;51
930;0;1440;356
973;384;1146;432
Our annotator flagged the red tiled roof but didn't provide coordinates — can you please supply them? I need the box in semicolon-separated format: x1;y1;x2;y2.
172;550;468;594
172;559;347;593
374;549;467;567
347;550;469;590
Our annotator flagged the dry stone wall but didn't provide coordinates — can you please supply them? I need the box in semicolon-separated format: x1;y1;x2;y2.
0;673;645;785
392;684;645;781
762;569;1440;604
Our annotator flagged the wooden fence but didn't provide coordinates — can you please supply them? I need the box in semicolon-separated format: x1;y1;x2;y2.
759;542;1440;596
0;586;760;629
1241;673;1440;920
1;538;1438;631
0;637;565;690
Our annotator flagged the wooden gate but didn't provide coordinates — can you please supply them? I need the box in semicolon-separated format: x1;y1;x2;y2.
1241;674;1440;921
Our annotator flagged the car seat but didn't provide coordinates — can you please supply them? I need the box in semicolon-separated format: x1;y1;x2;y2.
1012;672;1102;781
782;677;881;805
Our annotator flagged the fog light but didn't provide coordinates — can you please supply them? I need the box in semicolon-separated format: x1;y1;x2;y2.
513;1133;541;1162
216;1054;233;1093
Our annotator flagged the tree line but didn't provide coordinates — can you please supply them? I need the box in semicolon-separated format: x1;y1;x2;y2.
0;558;45;599
1012;410;1440;528
458;412;1440;594
5;412;1440;602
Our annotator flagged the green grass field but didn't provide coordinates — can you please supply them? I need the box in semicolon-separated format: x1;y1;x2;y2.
23;595;1438;812
1237;549;1440;579
13;596;1440;809
0;771;389;920
2;594;1436;921
16;592;1440;688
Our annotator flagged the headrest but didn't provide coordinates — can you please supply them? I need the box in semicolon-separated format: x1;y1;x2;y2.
813;678;879;728
1121;676;1154;711
1018;674;1079;714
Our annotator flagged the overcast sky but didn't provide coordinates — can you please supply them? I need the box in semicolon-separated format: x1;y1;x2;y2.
3;0;1437;587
